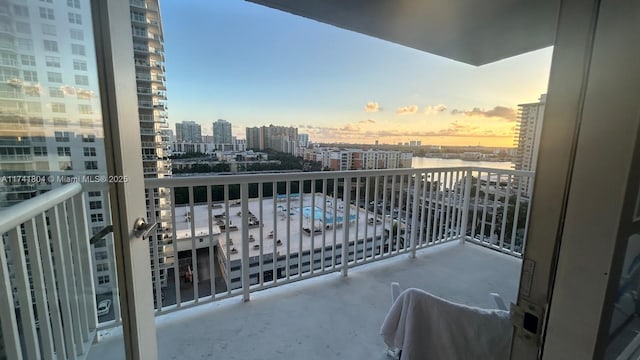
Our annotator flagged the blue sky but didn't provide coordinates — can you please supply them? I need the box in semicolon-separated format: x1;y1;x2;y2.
161;0;553;146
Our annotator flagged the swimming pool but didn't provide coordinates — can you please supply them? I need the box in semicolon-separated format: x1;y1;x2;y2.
299;206;356;224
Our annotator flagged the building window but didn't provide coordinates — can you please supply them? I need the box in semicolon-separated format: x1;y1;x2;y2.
74;75;88;86
53;118;67;127
96;263;109;272
84;161;98;170
95;251;108;260
67;0;81;9
73;59;87;71
131;11;145;23
78;104;92;114
57;146;71;156
43;40;58;52
47;72;62;83
29;118;44;127
97;275;110;285
58;161;73;171
24;86;40;97
70;29;83;40
15;22;30;34
20;55;35;66
27;102;41;113
68;12;82;24
82;134;95;142
71;44;85;56
51;103;66;113
33;146;47;156
41;23;56;36
77;90;92;100
17;38;33;51
88;191;101;197
54;131;71;142
39;7;55;20
83;147;96;156
91;213;104;223
89;200;102;210
49;87;63;98
22;70;37;82
45;56;60;67
12;5;29;17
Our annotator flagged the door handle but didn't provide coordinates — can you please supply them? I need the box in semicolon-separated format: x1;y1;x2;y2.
133;217;158;239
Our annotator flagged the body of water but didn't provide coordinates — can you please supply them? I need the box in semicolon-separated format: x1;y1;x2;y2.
411;157;514;171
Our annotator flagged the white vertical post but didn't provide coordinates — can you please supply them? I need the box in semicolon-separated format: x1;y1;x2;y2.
0;231;22;360
8;227;41;360
24;218;56;358
460;169;473;244
72;193;98;331
410;172;420;258
241;183;251;302
342;177;351;277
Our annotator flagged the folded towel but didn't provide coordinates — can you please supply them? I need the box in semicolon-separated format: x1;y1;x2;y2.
381;288;512;360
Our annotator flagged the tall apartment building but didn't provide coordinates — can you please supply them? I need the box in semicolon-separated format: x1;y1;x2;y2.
246;125;298;155
130;0;173;290
0;0;114;299
514;94;546;172
175;120;201;142
298;133;309;148
213;119;232;148
513;94;546;195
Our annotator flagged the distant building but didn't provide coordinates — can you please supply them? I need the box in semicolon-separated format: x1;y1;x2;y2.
514;94;546;172
514;94;546;195
176;121;202;143
246;125;298;155
213;119;233;149
304;148;412;170
298;133;309;148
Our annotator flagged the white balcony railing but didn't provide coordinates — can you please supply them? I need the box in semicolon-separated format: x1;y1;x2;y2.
0;183;98;359
140;166;533;315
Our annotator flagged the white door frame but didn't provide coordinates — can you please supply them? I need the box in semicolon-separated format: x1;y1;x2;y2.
511;0;640;358
91;1;158;359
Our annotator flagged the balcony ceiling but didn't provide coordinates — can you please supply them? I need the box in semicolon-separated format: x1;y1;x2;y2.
247;0;560;66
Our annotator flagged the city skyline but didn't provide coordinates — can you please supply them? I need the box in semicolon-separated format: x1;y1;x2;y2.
161;1;552;147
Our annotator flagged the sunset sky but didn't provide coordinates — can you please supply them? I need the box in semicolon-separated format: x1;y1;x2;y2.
162;1;553;147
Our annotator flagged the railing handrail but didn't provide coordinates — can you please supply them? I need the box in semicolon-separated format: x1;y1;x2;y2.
143;166;534;188
0;183;82;234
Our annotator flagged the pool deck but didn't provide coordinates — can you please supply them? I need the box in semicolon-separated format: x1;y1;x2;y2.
174;194;390;262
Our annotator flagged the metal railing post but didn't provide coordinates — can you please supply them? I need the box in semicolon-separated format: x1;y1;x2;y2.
241;183;251;302
410;174;420;258
460;169;473;244
342;177;351;277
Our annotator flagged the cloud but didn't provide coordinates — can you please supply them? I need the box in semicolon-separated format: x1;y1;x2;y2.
450;106;517;121
341;123;361;132
424;104;447;114
364;102;381;113
359;119;376;124
396;105;419;115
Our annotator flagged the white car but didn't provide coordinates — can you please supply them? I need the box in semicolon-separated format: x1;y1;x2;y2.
97;299;112;316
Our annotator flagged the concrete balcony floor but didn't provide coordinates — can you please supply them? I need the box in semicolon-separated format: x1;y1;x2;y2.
88;242;521;360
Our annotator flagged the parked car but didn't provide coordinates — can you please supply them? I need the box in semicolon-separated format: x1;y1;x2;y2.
97;299;112;316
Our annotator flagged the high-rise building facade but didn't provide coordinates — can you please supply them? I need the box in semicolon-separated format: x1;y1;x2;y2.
130;0;173;290
175;120;201;143
298;133;309;148
0;0;114;298
213;119;232;148
514;94;546;172
245;125;298;155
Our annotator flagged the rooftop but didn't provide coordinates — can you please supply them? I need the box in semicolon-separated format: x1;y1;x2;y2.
88;241;520;359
